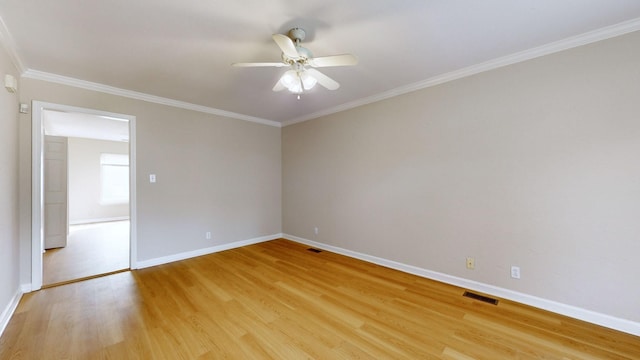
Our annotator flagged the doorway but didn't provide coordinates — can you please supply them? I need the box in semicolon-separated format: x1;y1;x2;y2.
31;101;137;290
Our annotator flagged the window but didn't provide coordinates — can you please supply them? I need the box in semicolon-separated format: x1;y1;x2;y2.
100;153;129;204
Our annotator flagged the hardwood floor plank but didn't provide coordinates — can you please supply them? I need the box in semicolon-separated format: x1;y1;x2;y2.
43;221;129;286
1;239;638;359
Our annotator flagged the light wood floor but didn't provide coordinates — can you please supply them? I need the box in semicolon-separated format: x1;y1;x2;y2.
2;239;638;359
43;221;130;286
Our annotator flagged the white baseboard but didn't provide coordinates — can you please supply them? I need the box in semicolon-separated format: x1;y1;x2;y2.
135;233;283;269
0;289;23;338
283;234;640;337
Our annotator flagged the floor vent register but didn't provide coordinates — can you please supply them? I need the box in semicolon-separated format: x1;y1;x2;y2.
463;291;499;305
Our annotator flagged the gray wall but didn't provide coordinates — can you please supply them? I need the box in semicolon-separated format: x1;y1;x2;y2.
282;31;640;322
0;43;20;327
18;78;282;284
68;137;129;223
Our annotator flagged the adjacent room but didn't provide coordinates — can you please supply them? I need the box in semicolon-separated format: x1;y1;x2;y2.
1;1;639;358
41;110;131;286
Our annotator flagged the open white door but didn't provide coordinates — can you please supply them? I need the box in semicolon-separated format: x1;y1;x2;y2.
44;135;68;249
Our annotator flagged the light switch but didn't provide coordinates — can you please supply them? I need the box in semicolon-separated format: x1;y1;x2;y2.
149;174;156;183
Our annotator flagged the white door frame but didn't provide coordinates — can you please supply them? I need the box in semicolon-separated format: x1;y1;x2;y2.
31;101;137;290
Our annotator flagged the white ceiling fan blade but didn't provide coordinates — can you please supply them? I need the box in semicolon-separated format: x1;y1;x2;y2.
310;54;358;67
232;62;287;67
272;34;300;59
306;68;339;90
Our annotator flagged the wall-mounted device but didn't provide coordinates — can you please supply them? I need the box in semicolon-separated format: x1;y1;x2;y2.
4;74;17;93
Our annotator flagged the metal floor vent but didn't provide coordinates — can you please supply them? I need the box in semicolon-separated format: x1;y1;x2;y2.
307;248;323;253
463;291;499;305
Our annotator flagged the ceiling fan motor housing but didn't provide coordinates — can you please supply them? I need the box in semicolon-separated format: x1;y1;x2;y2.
295;46;313;60
288;27;306;42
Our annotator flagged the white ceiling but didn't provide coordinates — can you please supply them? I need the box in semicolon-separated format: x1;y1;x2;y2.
43;110;129;142
2;1;640;125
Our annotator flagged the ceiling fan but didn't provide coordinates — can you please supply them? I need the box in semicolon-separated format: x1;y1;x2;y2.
232;28;358;98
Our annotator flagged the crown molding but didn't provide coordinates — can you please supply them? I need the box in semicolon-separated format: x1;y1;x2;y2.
22;69;281;128
9;16;640;128
282;17;640;127
0;14;26;73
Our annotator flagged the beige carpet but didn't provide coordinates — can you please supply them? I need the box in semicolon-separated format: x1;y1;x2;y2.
43;220;130;286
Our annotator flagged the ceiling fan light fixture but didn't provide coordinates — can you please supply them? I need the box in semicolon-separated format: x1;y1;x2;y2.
280;70;297;88
300;71;317;90
279;69;316;94
288;79;303;94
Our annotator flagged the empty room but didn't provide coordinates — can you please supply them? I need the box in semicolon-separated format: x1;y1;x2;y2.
1;1;639;359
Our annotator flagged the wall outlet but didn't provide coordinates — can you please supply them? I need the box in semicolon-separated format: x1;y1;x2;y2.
466;257;475;269
205;231;212;240
511;266;521;279
314;227;319;235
